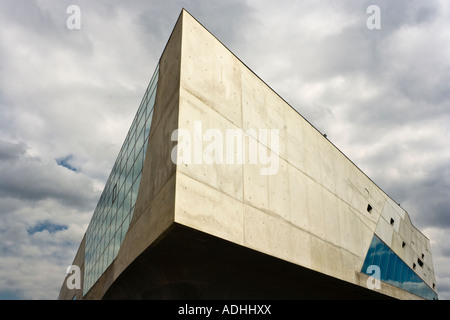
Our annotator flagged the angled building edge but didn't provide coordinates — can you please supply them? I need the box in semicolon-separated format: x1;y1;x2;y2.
58;9;438;300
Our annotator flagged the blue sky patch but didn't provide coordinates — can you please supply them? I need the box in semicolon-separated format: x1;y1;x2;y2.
56;155;78;172
27;221;68;235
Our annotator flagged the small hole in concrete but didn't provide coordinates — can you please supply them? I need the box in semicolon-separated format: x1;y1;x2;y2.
418;258;424;267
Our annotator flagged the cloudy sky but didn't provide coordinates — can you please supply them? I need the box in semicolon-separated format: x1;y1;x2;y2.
0;0;448;300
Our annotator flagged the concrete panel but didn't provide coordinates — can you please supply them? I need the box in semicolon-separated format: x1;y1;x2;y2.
366;183;388;219
348;185;379;231
267;156;290;220
340;207;371;258
381;200;401;233
386;197;406;220
297;121;323;184
375;217;394;247
305;176;326;241
309;235;359;284
240;76;284;135
175;172;244;245
243;203;313;270
180;12;242;128
283;106;306;171
322;189;341;247
151;15;182;135
243;157;269;210
177;87;244;201
317;134;337;195
114;174;176;283
287;164;310;232
398;218;413;246
391;231;406;258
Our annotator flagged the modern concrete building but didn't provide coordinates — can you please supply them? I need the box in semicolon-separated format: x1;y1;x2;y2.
58;9;438;300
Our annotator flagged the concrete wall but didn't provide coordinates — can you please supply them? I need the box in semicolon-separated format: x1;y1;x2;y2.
173;10;436;298
376;197;436;290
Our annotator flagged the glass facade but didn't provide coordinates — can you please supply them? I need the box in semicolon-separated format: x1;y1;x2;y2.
83;64;159;296
361;235;438;300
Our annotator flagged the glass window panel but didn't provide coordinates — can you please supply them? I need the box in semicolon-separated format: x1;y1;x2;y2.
384;248;396;281
129;117;137;139
132;127;138;145
121;221;128;244
137;99;146;121
102;251;107;273
126;167;134;192
146;108;154;131
371;241;383;269
361;235;437;300
117;202;124;225
105;225;111;241
134;170;142;193
133;147;143;182
109;216;116;240
393;256;402;284
83;64;159;296
136;113;145;139
107;242;113;265
126;212;132;227
361;237;377;272
136;128;145;153
146;82;157;104
126;153;134;176
105;208;111;226
147;95;155;118
123;190;132;214
114;230;121;256
118;169;125;192
99;235;104;253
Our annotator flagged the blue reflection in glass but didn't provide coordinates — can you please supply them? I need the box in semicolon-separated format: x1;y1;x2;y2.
361;235;438;300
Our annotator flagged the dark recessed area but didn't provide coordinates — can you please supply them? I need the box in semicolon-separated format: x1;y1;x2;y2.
367;204;372;213
418;259;424;267
103;224;393;300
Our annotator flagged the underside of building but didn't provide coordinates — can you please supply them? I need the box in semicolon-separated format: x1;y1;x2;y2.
103;224;393;300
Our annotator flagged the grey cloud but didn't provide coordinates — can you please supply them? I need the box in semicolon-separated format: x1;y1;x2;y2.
0;144;98;210
378;0;441;29
407;164;450;229
0;140;27;161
